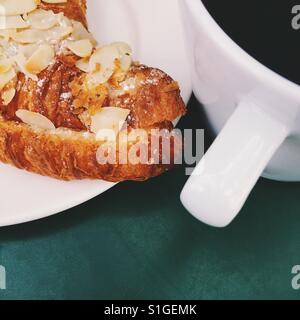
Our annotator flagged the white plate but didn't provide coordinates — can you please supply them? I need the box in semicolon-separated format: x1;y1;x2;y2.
0;0;192;227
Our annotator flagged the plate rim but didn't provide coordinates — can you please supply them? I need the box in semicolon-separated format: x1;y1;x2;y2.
0;0;192;227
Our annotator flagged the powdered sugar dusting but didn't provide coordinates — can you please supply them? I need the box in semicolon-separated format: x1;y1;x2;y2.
60;92;72;100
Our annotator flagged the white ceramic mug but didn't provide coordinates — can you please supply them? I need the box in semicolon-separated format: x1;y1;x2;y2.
180;0;300;227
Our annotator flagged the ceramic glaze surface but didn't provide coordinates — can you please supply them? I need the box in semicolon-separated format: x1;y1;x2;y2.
182;0;300;182
181;0;300;227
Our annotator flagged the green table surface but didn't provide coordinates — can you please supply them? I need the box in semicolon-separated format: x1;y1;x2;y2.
0;96;300;300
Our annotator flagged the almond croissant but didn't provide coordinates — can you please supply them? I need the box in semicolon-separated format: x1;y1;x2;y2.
0;0;186;181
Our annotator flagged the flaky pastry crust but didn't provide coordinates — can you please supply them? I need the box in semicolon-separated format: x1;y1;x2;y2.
0;0;186;181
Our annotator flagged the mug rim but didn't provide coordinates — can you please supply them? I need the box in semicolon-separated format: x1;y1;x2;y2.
184;0;300;99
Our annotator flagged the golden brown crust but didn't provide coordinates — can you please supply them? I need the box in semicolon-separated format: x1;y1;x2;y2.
39;0;87;26
0;0;186;181
2;63;186;132
108;65;186;129
0;119;181;181
2;60;86;131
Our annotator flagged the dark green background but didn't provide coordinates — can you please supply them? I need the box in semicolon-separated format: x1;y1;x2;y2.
0;96;300;300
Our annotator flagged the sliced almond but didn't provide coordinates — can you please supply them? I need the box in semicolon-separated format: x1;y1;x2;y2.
0;0;39;16
46;24;73;41
91;107;130;140
111;42;132;56
76;57;90;73
0;67;16;90
87;69;113;86
2;87;15;105
0;15;30;30
0;57;12;73
11;28;48;43
112;42;132;72
26;9;58;30
58;14;72;28
87;43;133;85
25;44;54;74
87;45;119;85
18;43;39;58
12;23;73;43
119;54;132;72
16;109;55;130
14;52;38;80
89;45;119;72
71;21;97;46
67;39;93;58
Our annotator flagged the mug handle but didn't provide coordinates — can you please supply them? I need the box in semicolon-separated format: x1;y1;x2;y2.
180;100;290;227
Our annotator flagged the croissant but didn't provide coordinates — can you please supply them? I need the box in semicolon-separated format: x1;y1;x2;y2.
0;0;186;181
